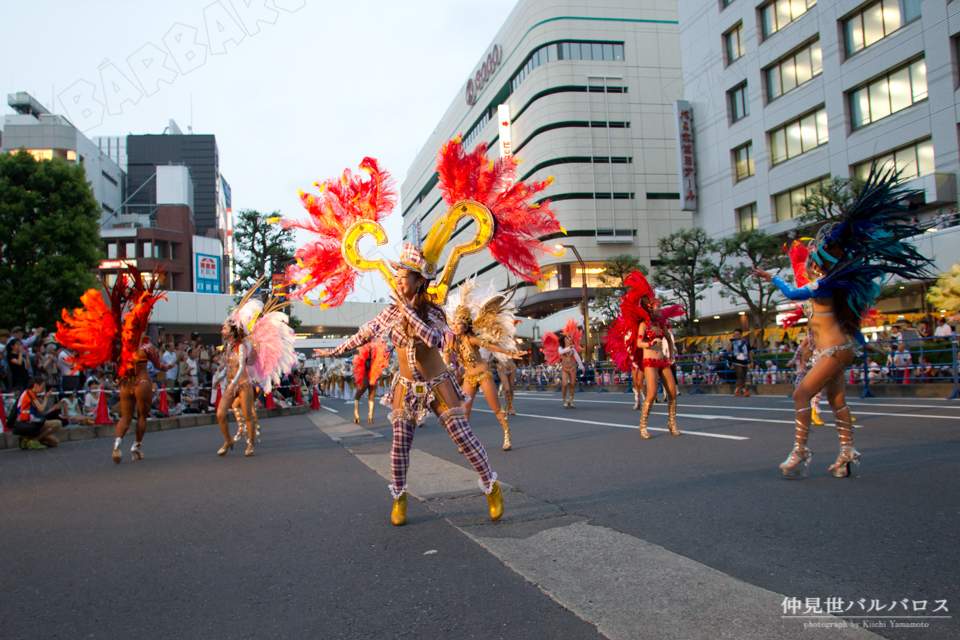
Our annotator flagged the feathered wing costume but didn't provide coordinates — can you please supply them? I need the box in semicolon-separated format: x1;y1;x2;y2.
542;317;582;365
604;270;685;370
227;280;298;394
353;340;391;385
56;275;127;374
119;267;167;380
772;167;934;343
56;266;166;380
445;278;519;365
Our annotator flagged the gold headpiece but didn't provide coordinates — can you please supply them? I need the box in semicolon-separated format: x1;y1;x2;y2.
455;305;472;325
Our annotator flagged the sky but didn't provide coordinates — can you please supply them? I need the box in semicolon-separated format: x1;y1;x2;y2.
3;0;519;302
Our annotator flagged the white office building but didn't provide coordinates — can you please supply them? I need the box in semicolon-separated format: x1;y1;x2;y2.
1;92;125;224
677;0;958;239
401;0;690;318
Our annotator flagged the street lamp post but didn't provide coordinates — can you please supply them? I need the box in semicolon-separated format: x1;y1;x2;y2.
556;243;591;362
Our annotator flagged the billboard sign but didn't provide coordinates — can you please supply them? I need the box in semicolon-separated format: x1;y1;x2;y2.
195;253;221;293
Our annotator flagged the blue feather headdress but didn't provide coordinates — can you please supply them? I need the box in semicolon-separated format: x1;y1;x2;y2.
812;165;934;330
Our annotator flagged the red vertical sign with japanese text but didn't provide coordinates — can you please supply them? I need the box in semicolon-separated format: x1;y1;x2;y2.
674;100;697;211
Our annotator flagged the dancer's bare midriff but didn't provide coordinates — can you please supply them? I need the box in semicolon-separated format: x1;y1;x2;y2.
397;345;447;381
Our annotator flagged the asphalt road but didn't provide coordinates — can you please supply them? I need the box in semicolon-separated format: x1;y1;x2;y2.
1;389;957;639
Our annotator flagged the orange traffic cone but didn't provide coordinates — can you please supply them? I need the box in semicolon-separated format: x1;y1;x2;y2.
214;387;222;410
94;387;112;424
0;394;7;432
265;391;276;409
310;388;321;410
293;384;303;406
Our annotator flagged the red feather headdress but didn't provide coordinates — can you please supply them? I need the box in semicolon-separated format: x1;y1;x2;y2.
280;158;396;307
435;137;563;280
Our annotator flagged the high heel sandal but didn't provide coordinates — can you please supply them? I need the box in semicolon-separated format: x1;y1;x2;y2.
217;440;234;456
245;439;255;456
112;437;123;464
638;403;652;439
131;441;143;461
498;411;511;451
780;407;812;477
829;411;860;478
667;398;681;436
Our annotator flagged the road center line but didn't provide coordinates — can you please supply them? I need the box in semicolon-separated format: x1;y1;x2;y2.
473;409;751;439
513;395;960;420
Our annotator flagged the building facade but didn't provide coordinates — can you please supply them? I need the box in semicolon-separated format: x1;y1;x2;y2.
2;92;125;223
678;0;958;240
401;0;690;318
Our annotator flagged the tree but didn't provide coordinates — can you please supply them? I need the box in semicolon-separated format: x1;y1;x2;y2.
653;228;716;336
703;229;789;331
591;254;645;327
794;176;866;234
232;208;295;293
231;208;301;331
0;150;101;328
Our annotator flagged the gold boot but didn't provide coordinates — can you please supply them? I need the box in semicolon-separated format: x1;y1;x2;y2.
353;400;360;424
391;493;407;526
498;411;511;451
639;403;652;438
368;398;375;424
668;398;681;435
487;481;504;520
505;390;515;415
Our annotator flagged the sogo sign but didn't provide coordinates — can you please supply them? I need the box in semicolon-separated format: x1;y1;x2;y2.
465;45;502;106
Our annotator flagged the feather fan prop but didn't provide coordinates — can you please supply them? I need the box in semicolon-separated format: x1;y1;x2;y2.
541;331;561;365
280;158;396;308
435;138;563;280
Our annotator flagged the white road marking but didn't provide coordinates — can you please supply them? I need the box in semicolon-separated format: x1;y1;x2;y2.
321;406;339;414
513;394;960;420
335;430;880;640
473;409;751;439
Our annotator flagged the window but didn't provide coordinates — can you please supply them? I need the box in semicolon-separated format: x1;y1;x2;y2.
767;40;822;101
737;203;759;230
143;242;152;259
107;243;117;259
510;41;625;93
761;0;817;38
725;24;745;64
462;108;492;149
729;83;750;123
853;138;934;181
733;142;755;181
125;242;136;258
844;0;921;57
850;58;926;129
774;177;828;222
770;107;828;165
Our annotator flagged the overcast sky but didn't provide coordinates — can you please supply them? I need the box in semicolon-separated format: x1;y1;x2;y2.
3;0;518;302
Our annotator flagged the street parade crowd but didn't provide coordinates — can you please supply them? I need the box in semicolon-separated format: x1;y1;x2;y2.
2;134;944;524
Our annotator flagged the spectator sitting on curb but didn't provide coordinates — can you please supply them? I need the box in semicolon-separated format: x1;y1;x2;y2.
60;389;90;425
12;376;62;449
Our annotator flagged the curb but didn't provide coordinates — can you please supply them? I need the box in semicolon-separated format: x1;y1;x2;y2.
0;405;311;450
515;383;958;398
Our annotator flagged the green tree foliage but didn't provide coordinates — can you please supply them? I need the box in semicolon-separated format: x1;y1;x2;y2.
231;208;301;331
795;176;866;234
592;254;645;328
232;208;295;293
0;150;101;328
703;229;788;331
653;228;715;336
